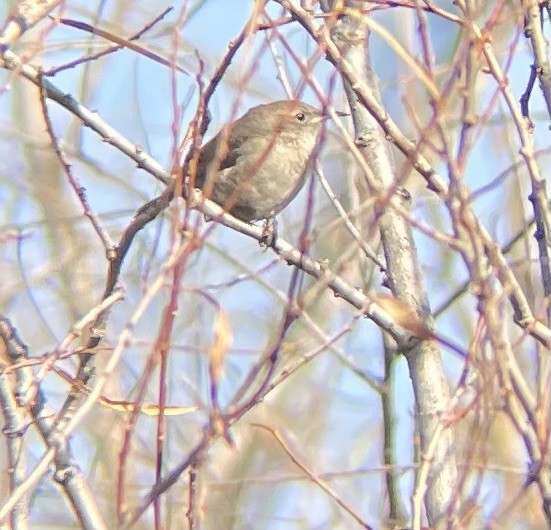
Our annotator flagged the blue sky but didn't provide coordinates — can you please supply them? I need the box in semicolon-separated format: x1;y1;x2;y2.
0;2;546;528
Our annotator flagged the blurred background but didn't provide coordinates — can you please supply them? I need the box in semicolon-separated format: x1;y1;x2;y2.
0;1;548;529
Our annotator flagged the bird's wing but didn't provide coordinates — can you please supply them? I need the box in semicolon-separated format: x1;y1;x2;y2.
195;131;245;187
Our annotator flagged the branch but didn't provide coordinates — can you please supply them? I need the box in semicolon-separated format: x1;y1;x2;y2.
0;0;63;48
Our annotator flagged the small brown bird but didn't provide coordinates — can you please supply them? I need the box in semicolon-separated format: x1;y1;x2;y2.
191;100;332;222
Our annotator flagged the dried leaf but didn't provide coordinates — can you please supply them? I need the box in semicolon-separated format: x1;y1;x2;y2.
99;397;199;416
376;295;432;339
208;306;233;385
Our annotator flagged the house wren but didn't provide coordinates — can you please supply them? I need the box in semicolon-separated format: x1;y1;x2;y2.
191;100;337;222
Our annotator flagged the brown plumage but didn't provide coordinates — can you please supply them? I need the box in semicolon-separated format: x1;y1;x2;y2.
192;100;326;221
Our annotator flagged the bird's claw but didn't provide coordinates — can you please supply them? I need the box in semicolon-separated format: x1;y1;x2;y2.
259;216;278;248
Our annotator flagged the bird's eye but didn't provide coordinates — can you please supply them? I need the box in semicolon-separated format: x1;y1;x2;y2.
296;112;306;121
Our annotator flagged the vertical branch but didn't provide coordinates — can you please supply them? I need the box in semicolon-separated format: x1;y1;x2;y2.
0;317;29;530
382;335;408;527
186;466;202;530
154;257;186;529
319;1;458;525
0;317;109;530
523;0;551;125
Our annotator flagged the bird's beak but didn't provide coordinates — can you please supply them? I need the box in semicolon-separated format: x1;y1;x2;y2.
321;109;349;120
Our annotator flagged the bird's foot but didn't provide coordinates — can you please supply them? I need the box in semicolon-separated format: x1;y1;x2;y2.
259;216;278;248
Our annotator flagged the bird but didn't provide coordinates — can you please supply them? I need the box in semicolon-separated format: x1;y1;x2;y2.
189;100;333;222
